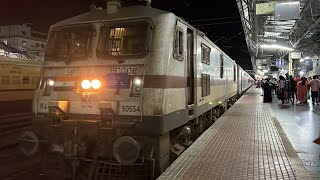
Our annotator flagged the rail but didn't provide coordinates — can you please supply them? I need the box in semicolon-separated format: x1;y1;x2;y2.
0;112;34;151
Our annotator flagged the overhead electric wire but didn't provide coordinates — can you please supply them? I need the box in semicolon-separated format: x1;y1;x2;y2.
192;20;242;27
188;16;241;23
187;16;242;27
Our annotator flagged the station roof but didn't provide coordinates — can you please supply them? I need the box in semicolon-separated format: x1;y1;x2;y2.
237;0;320;76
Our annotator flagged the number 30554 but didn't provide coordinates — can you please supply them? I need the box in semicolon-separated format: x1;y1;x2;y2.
121;105;141;112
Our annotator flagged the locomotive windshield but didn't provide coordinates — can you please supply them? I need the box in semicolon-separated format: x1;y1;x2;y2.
45;25;94;60
98;19;151;58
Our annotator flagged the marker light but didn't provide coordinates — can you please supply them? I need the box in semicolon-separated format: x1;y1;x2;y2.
133;78;142;86
81;80;91;90
47;79;55;87
91;79;101;89
130;76;143;97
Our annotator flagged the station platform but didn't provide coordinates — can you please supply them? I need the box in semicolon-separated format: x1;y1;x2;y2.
158;86;320;180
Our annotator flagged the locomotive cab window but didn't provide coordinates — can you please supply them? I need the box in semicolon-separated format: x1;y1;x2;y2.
98;19;152;58
201;43;210;64
45;25;94;60
220;54;224;78
173;28;184;61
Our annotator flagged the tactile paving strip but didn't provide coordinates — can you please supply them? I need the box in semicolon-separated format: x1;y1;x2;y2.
158;90;297;180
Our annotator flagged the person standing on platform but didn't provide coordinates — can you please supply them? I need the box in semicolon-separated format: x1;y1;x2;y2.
288;75;296;103
308;75;320;105
297;77;309;104
284;73;290;102
318;76;320;103
278;75;286;104
263;78;273;103
261;79;265;96
295;76;301;98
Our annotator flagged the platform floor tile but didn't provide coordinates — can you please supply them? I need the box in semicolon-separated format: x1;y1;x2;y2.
157;91;297;180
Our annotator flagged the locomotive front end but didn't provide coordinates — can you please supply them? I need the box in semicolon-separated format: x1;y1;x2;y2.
25;17;158;179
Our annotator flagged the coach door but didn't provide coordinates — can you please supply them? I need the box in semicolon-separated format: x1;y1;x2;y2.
186;28;195;114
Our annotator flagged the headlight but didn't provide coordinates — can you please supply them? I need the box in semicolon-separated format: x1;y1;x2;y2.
81;80;91;90
91;79;101;89
47;79;55;87
133;78;142;86
130;76;143;97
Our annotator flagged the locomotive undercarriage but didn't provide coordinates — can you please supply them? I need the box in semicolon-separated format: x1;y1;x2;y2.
168;101;226;163
22;94;239;180
30;117;158;180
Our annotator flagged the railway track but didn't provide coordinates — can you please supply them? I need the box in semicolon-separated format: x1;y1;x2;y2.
0;112;34;151
0;112;40;180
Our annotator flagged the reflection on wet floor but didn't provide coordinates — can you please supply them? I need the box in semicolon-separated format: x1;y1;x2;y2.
266;93;320;178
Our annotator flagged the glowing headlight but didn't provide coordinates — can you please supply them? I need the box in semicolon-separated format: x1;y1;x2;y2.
91;79;101;89
130;76;143;97
133;78;142;86
47;79;55;87
81;80;91;90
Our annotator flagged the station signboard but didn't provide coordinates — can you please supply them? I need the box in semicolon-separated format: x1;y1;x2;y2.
276;59;284;66
256;1;276;15
291;51;301;59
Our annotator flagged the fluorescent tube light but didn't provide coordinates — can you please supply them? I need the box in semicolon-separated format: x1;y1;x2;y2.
260;44;294;51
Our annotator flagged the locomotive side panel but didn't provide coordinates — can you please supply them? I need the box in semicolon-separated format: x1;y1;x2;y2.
195;35;238;110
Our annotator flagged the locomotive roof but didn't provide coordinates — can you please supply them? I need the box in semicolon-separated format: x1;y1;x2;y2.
52;5;241;68
53;5;172;27
0;56;42;66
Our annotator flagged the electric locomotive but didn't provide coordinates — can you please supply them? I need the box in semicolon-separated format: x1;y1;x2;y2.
20;1;253;179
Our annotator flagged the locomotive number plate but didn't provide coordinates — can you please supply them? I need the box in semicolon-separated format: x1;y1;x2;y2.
107;66;144;75
119;102;141;116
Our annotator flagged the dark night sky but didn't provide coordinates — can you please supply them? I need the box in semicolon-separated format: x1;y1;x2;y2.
0;0;252;70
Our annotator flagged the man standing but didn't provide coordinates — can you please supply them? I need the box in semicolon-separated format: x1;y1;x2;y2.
288;75;296;103
308;75;320;105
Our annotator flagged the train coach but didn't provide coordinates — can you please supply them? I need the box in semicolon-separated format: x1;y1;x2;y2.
0;56;41;114
20;1;254;179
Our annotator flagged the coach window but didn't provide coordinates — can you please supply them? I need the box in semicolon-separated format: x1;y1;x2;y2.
12;76;20;84
1;76;10;85
220;54;224;78
201;43;210;65
201;74;210;97
173;28;184;61
23;76;30;84
32;76;39;84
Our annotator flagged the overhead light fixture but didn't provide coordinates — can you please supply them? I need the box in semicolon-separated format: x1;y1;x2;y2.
260;44;294;51
303;56;310;60
299;71;304;76
264;32;281;36
280;1;300;5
